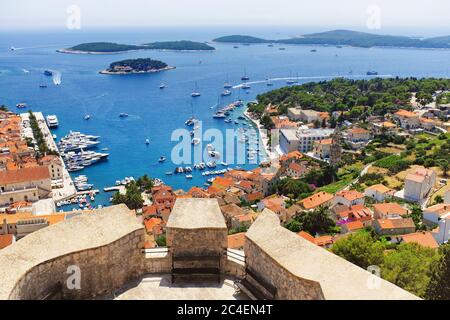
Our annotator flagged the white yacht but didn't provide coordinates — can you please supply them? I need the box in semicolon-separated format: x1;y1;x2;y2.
46;115;59;128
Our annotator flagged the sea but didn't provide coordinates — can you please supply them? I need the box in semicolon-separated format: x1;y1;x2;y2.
1;26;450;209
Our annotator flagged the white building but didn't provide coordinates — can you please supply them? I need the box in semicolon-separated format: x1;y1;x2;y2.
445;190;450;204
364;184;393;202
332;190;365;207
404;167;436;203
423;204;450;244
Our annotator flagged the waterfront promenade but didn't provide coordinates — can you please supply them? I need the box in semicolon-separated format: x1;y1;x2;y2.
20;112;77;203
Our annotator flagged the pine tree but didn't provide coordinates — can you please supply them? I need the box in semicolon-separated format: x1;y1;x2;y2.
426;243;450;300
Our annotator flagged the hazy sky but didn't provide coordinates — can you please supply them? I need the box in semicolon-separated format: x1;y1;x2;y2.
1;0;449;33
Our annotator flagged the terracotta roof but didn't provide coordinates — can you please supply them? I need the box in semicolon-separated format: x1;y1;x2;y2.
187;187;210;198
373;203;408;216
380;121;396;128
213;176;234;189
349;127;369;134
280;151;303;162
339;204;373;220
142;204;158;216
0;166;50;185
220;203;246;218
316;138;333;145
401;232;439;249
424;204;450;217
297;231;316;244
298;191;334;210
344;220;364;231
297;231;334;247
261;196;285;213
335;190;365;202
395;109;418;118
207;185;222;196
365;184;392;194
406;167;435;184
376;218;415;230
144;217;163;234
0;234;13;249
288;162;304;173
228;232;246;249
244;192;264;202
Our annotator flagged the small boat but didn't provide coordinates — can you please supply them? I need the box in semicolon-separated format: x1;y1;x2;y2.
165;171;173;175
221;90;232;96
279;47;286;51
44;70;53;76
145;139;150;145
39;83;47;88
268;44;274;47
186;174;193;179
242;83;251;90
213;112;226;119
119;113;129;118
10;46;16;51
224;118;232;123
366;71;378;75
241;67;250;81
16;103;27;108
191;138;201;145
224;83;233;89
159;83;166;89
158;156;166;163
191;82;201;97
46;115;59;128
84;114;90;120
310;49;317;52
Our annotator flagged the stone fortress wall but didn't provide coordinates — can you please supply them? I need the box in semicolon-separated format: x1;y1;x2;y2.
0;201;419;300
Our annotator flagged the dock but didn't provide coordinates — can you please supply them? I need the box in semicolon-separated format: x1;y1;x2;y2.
104;186;126;194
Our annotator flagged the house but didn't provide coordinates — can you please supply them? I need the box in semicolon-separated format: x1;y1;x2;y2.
0;166;52;207
242;191;264;204
187;187;210;198
279;127;334;153
299;110;320;123
297;191;334;211
364;184;393;202
151;185;176;222
336;204;373;224
313;138;333;160
397;232;439;249
394;109;420;129
220;203;247;228
227;232;246;250
373;121;397;135
297;231;334;248
423;203;450;225
286;162;309;178
212;176;234;190
144;217;164;237
271;115;299;129
332;190;365;207
347;127;371;149
373;218;415;236
287;108;303;121
373;203;408;219
420;118;437;131
40;155;63;181
404;166;436;203
233;180;254;193
279;150;304;167
340;220;365;234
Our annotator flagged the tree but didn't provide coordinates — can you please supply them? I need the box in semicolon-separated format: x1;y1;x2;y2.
313;119;321;128
438;159;449;177
276;177;312;199
408;204;425;231
136;174;153;192
331;230;385;269
287;206;336;235
111;181;144;210
329;116;337;128
382;243;439;298
426;243;450;300
434;195;444;205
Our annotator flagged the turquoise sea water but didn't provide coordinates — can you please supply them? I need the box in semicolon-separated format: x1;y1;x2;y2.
1;27;450;208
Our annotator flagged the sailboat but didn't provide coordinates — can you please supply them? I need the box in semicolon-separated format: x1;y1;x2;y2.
266;76;273;86
185;102;198;126
191;82;201;97
241;67;250;81
223;74;232;89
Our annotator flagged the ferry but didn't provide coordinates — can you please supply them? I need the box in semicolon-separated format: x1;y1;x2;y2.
46;115;59;128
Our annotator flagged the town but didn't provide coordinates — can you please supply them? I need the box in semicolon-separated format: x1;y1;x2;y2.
1;77;450;299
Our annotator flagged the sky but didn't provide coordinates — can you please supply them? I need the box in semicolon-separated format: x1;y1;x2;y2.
1;0;450;35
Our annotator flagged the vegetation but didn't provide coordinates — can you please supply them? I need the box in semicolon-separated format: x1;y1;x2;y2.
273;177;312;200
229;225;249;235
107;58;168;72
136;174;154;192
28;111;58;157
155;235;166;247
426;243;450;300
331;230;440;297
143;40;215;51
373;155;411;174
0;104;8;112
214;30;450;48
252;78;450;119
68;42;146;53
111;181;144;210
285;206;337;235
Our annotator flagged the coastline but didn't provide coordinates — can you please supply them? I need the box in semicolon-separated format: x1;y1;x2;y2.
243;109;280;161
99;66;176;75
57;48;144;55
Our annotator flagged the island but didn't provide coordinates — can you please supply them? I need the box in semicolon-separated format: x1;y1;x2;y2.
142;40;215;51
99;58;175;75
57;42;148;54
213;30;450;49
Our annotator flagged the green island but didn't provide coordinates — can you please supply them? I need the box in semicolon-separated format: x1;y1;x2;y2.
99;58;174;75
57;42;147;54
214;29;450;49
58;40;215;54
142;40;215;51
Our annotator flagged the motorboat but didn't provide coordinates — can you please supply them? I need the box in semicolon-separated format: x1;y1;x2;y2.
16;103;27;108
159;83;166;89
119;113;129;118
46;115;59;128
221;90;232;96
145;139;150;145
159;156;166;163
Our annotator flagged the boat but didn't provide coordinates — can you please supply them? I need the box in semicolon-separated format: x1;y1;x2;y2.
367;71;378;75
84;114;90;120
39;83;47;88
46;115;59;128
191;82;201;97
233;46;239;49
242;83;251;90
241;67;250;81
145;139;150;145
213;112;226;119
10;46;16;51
186;175;193;179
310;49;317;52
221;89;232;96
279;47;286;50
191;138;201;145
165;171;173;175
159;83;166;89
336;45;343;48
224;118;232;123
158;156;166;163
16;103;27;108
206;144;214;152
268;44;274;47
208;151;220;158
119;113;129;118
44;70;53;76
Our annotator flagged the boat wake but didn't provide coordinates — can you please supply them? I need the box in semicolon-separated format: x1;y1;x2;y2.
232;74;393;88
52;71;62;85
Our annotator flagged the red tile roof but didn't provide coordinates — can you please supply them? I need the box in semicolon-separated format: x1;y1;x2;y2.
0;166;50;184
